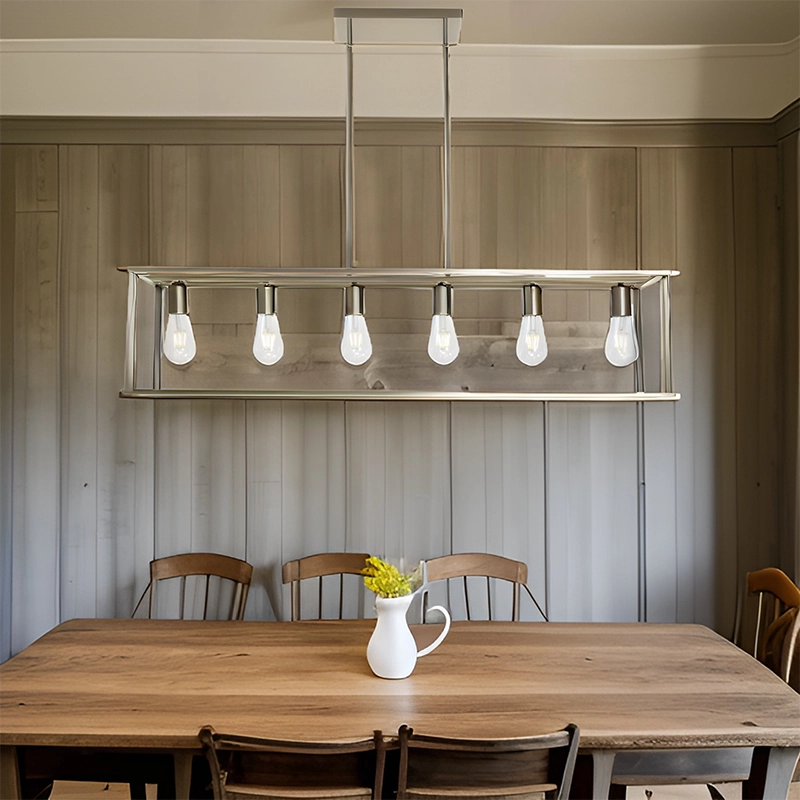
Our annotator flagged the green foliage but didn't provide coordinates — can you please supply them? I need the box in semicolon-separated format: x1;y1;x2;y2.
362;556;412;598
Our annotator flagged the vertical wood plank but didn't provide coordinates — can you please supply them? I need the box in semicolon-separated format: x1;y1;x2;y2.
60;145;100;622
640;149;679;622
280;145;341;268
0;146;16;660
566;148;637;322
15;145;58;212
732;148;781;590
190;400;247;557
346;402;450;564
676;149;737;631
280;401;347;618
779;133;799;581
279;145;342;333
97;145;153;618
451;402;547;621
11;208;60;652
150;145;187;266
245;401;283;621
546;403;639;622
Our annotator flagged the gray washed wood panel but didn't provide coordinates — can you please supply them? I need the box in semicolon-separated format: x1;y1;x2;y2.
546;403;639;622
279;401;347;619
12;209;60;651
779;133;799;580
639;150;678;623
450;402;547;621
0;146;15;661
244;401;283;621
96;145;153;618
59;145;100;622
673;149;737;631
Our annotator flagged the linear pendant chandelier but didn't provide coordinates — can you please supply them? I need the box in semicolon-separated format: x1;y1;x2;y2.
119;7;679;402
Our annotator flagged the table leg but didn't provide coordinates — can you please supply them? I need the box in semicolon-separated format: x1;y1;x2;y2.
172;751;193;800
591;751;616;800
0;745;21;800
743;746;800;800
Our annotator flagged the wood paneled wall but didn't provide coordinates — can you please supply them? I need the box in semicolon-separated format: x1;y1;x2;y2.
1;129;795;660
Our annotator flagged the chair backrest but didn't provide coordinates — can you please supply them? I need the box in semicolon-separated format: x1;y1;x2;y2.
133;553;253;621
747;567;800;687
199;725;387;800
422;553;547;622
282;553;370;621
396;723;579;800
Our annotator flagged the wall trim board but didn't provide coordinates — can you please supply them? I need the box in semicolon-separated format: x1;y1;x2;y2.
775;99;800;140
0;146;16;663
0;116;784;148
1;37;797;121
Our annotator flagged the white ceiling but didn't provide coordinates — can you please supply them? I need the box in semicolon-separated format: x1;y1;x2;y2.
1;0;798;46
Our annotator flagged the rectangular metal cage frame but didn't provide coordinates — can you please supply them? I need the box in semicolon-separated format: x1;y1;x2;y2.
119;267;679;402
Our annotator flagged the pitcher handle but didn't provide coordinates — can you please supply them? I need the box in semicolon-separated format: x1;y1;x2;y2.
417;605;451;658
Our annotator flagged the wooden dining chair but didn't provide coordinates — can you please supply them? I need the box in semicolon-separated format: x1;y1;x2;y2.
396;723;579;800
421;553;548;622
199;725;388;800
132;552;253;621
282;552;370;621
747;567;800;687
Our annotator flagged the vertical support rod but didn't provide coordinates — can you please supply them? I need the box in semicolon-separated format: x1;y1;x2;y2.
123;271;138;393
660;276;674;393
442;20;452;271
153;285;164;391
633;287;647;621
345;19;355;270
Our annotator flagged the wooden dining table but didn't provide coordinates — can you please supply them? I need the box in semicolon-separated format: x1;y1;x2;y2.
1;618;799;799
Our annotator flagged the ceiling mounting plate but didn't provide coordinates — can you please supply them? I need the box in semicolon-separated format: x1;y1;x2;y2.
333;7;463;45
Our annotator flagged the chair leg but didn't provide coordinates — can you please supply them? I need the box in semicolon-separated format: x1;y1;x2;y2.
129;781;147;800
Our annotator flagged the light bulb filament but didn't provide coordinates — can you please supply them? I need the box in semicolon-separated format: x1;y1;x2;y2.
435;322;451;351
261;328;276;353
173;329;187;351
349;328;363;351
525;330;540;353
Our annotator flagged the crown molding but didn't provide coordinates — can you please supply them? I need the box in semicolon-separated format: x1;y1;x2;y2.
1;37;797;122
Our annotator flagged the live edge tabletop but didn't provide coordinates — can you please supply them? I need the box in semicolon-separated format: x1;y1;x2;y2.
1;619;799;798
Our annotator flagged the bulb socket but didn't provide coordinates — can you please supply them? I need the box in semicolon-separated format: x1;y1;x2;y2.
344;284;365;316
610;284;633;317
433;283;453;316
256;284;277;315
168;282;189;315
522;284;543;317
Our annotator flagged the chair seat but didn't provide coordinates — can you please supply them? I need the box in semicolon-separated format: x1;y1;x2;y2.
405;785;554;800
225;784;372;800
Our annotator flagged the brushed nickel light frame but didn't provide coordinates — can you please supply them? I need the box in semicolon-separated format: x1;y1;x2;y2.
120;267;678;401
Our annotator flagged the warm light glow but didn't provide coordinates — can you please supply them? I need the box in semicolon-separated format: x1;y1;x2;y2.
516;314;548;366
604;315;639;367
164;313;196;365
341;314;373;366
428;313;459;365
253;313;284;366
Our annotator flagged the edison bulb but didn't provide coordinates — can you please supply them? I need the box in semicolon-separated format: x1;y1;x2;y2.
604;315;639;367
164;312;196;365
253;313;284;365
428;313;459;365
516;314;548;366
341;314;373;366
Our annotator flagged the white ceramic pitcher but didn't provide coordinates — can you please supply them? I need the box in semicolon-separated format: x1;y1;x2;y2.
366;594;451;679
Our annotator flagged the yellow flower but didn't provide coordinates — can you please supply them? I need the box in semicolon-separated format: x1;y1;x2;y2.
362;556;412;598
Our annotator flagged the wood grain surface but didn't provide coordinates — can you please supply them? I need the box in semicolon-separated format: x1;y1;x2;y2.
1;620;798;752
